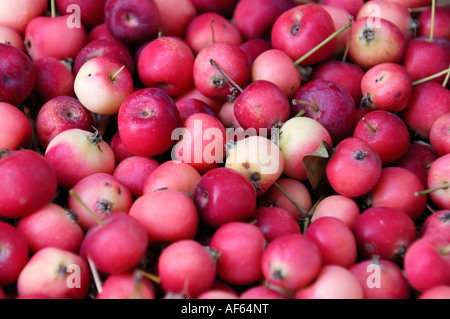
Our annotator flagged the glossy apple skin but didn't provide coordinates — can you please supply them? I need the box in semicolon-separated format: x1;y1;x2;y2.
321;5;352;56
0;149;58;219
36;96;94;150
251;207;301;243
353;110;410;165
175;98;217;125
0;25;25;51
430;113;450;156
97;272;156;299
326;137;382;198
0;102;33;151
271;4;337;65
16;247;91;299
0;43;36;106
138;36;195;97
194;167;257;229
110;131;137;164
310;195;360;229
0;0;48;34
419;285;450;299
153;0;197;38
239;38;273;66
402;37;450;84
240;286;287;299
291;79;356;144
44;129;116;189
24;15;87;60
104;0;160;44
418;6;450;41
367;167;427;221
118;88;181;157
73;38;135;77
317;0;363;17
0;221;29;286
17;203;84;254
348;17;405;70
56;0;107;29
79;213;149;275
185;12;242;55
421;210;450;242
427;153;450;210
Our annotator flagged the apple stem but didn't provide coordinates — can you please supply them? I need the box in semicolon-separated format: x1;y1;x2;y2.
412;67;450;86
110;65;126;82
362;117;377;133
294;0;318;4
415;182;449;197
69;190;105;227
341;17;353;63
424;161;434;170
51;0;56;18
210;19;216;44
371;254;381;265
0;148;9;159
293;19;353;66
292;99;320;112
440;245;450;256
87;256;103;294
210;59;244;102
429;0;435;42
130;271;145;299
273;182;308;219
137;269;161;285
294;109;306;117
443;64;450;87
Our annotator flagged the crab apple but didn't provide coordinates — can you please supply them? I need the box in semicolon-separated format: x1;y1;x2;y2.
0;102;32;151
24;15;87;61
0;149;57;219
418;6;450;41
17;247;90;299
0;221;29;286
185;12;242;55
348;17;405;70
175;98;217;125
239;38;272;66
296;265;364;299
278;116;333;181
97;272;156;299
404;236;450;293
326;137;382;198
176;85;224;113
153;0;196;38
291;79;356;144
56;0;106;29
129;190;198;244
194;167;257;229
356;0;416;41
350;257;410;299
218;100;241;130
419;285;450;299
262;234;322;290
44;129;116;189
17;203;84;253
35;96;94;150
225;135;285;196
190;0;238;18
73;38;135;77
353;110;410;165
0;43;36;106
401;82;450;140
142;160;201;198
0;0;47;34
240;286;287;299
74;56;134;115
138;36;194;97
394;142;438;188
0;25;25;51
367;167;427;221
402;37;450;84
321;5;352;56
310;195;360;229
210;222;266;286
113;156;160;198
104;0;160;44
31;57;75;103
79;212;148;275
385;0;431;8
421;210;450;242
172;113;227;174
158;239;217;298
232;0;296;40
317;0;363;17
234;80;290;131
110;131;137;164
88;23;117;43
251;49;302;98
360;63;412;113
196;290;239;299
258;178;312;221
193;42;250;101
353;206;417;262
311;59;365;105
118;88;181;157
252;207;301;243
430;113;450;156
68;173;133;230
424;153;450;210
271;4;337;65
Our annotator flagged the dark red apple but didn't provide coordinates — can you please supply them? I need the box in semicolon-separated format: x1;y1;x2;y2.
56;0;107;29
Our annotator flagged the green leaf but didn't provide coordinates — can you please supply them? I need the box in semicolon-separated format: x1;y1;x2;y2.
302;140;333;190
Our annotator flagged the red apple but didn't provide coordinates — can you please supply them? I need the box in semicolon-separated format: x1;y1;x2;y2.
421;210;450;242
311;195;360;229
189;0;238;18
426;153;450;210
153;0;197;38
239;38;273;66
0;102;32;150
97;272;156;299
419;285;450;299
418;5;450;41
430;113;450;156
56;0;107;29
0;25;25;51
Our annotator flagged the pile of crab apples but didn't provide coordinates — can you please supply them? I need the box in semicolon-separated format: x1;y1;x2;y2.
0;0;450;300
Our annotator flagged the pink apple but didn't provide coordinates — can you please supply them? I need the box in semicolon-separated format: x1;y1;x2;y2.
0;25;25;51
97;272;156;299
251;207;302;243
153;0;197;38
426;153;450;210
0;0;48;34
418;6;450;41
317;0;363;17
310;195;360;229
0;102;32;150
321;5;352;56
239;38;273;66
430;113;450;156
419;285;450;299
